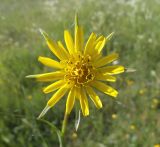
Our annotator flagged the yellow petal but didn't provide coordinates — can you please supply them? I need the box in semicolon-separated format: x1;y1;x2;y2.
95;73;116;82
86;86;102;109
26;71;65;82
95;37;106;54
57;41;69;58
79;88;89;116
75;13;79;27
84;32;97;55
65;88;76;114
74;87;80;100
43;80;65;93
92;33;114;56
96;35;104;43
38;56;64;69
64;30;74;54
91;81;118;98
98;65;124;75
75;26;84;52
93;53;119;67
40;29;68;60
92;53;102;61
47;85;68;107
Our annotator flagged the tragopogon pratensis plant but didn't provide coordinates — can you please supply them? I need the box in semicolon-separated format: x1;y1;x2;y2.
26;14;124;137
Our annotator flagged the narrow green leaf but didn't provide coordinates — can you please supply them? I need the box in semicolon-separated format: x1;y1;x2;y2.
39;119;63;147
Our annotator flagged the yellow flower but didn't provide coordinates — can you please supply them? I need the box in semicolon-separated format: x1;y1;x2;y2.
112;114;118;119
26;15;124;118
130;124;136;130
27;95;32;100
151;98;159;109
154;144;160;147
139;89;145;95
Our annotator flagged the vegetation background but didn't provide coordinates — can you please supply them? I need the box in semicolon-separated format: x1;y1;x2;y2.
0;0;160;146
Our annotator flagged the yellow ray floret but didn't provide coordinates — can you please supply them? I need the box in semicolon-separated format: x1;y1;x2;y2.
93;53;119;68
43;80;65;93
98;65;124;75
86;86;102;109
95;37;106;54
38;56;64;69
84;32;97;55
91;81;118;98
38;85;68;119
75;15;84;52
57;41;69;58
79;88;89;116
64;30;75;54
26;71;65;82
95;73;116;82
47;85;68;107
75;26;84;52
65;88;76;114
96;35;104;43
40;29;68;60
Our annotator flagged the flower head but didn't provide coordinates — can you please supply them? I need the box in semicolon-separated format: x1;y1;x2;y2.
112;114;118;119
26;15;124;118
154;144;160;147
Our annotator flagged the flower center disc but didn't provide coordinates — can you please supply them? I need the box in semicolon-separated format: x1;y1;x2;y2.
64;54;95;87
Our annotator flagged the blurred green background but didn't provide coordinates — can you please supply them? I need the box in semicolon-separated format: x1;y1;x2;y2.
0;0;160;146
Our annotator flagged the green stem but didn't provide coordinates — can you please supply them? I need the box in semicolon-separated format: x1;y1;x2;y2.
61;113;69;137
